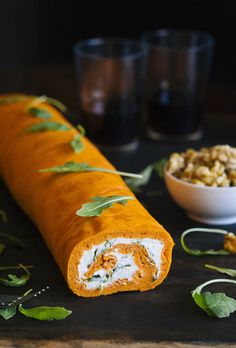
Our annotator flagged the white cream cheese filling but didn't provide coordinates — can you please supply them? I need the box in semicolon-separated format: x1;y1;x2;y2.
78;238;164;290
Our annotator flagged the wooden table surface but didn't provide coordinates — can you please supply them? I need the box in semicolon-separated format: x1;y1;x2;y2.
0;65;236;348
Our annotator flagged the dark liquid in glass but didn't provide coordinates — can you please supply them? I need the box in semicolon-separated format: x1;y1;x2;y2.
146;90;203;137
81;99;139;147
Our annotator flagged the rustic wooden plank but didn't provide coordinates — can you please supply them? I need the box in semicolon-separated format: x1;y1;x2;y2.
0;340;235;348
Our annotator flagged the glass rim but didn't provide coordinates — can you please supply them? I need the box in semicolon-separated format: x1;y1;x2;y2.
74;37;148;60
142;29;215;51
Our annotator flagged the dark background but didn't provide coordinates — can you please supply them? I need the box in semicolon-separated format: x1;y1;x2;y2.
0;0;235;85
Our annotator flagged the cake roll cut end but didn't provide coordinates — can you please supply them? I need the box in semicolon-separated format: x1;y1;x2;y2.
68;233;173;297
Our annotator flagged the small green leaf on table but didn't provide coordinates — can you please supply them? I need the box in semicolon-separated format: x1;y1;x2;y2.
18;305;72;321
153;158;167;179
192;278;236;318
0;243;5;255
205;264;236;278
126;164;153;193
180;228;230;256
0;307;16;320
0;264;31;287
0;210;7;223
0;232;25;248
0;287;71;321
0;264;33;271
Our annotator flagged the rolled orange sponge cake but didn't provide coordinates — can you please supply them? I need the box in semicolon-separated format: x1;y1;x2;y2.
0;94;174;297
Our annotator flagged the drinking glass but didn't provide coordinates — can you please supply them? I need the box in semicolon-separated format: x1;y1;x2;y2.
74;38;147;150
143;29;214;141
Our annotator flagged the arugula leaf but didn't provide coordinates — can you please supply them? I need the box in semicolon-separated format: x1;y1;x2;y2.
154;158;167;179
25;121;71;133
204;292;236;318
125;158;166;193
0;264;31;287
0;210;7;223
27;95;67;113
0;95;29;105
0;286;71;321
0;243;5;255
76;195;134;217
38;161;143;179
180;228;230;256
192;279;236;318
126;164;153;193
70;134;84;153
76;124;86;137
0;307;16;320
28;107;52;119
19;304;72;321
39;162;90;173
70;125;86;153
0;265;33;271
0;263;34;271
0;232;25;248
0;274;29;287
205;264;236;278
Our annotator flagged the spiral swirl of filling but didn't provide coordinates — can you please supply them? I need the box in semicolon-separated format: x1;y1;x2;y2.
78;238;164;291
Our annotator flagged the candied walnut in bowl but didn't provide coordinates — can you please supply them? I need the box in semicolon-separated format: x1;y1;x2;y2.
164;145;236;225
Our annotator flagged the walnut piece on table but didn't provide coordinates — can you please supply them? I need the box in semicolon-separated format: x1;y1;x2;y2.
224;232;236;254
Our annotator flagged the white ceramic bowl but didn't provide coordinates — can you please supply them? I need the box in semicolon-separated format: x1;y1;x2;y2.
164;169;236;225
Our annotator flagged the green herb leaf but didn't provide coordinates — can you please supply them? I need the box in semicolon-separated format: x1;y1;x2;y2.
28;107;52;119
27;95;67;113
0;210;7;223
180;228;230;256
0;95;29;105
0;264;31;287
204;292;236;318
70;125;86;153
125;158;167;193
39;162;91;173
0;263;34;271
76;124;86;136
0;307;16;320
18;304;72;321
126;164;153;193
0;232;25;248
70;134;84;153
0;243;5;255
0;274;28;287
38;161;143;179
154;158;167;179
205;264;236;278
192;279;236;318
25;121;71;133
76;195;134;217
0;264;33;271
